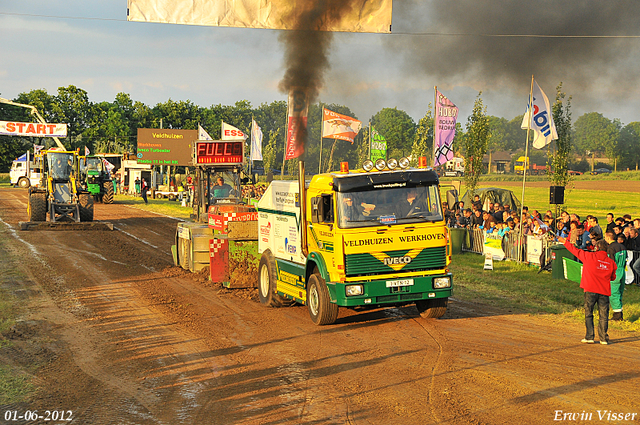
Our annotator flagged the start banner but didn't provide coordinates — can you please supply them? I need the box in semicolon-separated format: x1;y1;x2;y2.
0;120;67;137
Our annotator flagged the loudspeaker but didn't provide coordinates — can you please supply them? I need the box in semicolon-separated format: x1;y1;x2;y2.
550;186;565;204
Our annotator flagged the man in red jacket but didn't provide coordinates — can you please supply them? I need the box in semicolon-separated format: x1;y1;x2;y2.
559;237;617;345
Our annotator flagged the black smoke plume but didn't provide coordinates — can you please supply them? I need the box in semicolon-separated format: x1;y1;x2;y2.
279;1;357;157
390;0;640;95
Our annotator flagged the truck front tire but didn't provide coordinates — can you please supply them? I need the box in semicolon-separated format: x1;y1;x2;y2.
416;298;448;319
258;250;280;307
306;273;338;326
18;178;30;189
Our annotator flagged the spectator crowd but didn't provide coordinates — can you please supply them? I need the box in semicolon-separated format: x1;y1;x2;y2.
444;195;640;294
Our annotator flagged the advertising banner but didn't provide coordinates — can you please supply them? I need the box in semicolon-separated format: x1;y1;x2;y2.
136;128;198;166
285;88;309;160
370;126;387;162
0;120;67;138
322;109;362;143
483;233;506;261
127;0;393;33
433;90;459;167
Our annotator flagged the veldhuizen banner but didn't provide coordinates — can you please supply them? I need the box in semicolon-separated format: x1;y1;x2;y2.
127;0;393;33
136;128;198;166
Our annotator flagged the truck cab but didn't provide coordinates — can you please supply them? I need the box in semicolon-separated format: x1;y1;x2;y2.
10;155;41;188
257;161;453;325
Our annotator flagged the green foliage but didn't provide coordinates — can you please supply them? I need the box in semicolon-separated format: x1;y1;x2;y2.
618;122;640;171
549;82;573;186
409;105;433;166
370;107;416;160
574;112;620;163
262;129;279;174
462;93;490;196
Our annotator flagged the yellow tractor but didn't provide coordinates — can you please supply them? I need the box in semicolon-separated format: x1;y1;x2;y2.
28;149;94;222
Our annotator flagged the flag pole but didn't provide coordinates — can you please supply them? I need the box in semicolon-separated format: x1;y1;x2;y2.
368;121;372;161
518;75;534;262
282;113;288;180
433;86;438;167
319;106;324;174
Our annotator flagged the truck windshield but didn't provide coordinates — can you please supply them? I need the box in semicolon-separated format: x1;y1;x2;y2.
48;153;75;180
337;185;443;228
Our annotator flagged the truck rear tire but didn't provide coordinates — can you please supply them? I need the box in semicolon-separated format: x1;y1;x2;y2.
28;191;47;222
18;178;30;189
306;273;338;325
78;193;94;222
416;298;448;319
103;181;114;204
258;250;281;307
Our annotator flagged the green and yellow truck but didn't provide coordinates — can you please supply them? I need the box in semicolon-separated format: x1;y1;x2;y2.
257;159;453;325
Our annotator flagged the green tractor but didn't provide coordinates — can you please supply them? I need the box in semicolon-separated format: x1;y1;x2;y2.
27;149;94;223
82;156;115;204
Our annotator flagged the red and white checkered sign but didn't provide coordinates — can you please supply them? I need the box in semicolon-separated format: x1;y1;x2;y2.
208;211;258;232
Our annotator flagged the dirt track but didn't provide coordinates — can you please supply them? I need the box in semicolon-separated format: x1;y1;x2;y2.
1;187;640;425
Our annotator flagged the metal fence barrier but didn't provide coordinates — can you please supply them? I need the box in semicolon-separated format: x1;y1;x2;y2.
458;227;555;265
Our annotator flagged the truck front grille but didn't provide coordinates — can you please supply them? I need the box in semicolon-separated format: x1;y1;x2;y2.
345;246;446;277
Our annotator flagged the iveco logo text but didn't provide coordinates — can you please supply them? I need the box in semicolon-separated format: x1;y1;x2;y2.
383;256;412;266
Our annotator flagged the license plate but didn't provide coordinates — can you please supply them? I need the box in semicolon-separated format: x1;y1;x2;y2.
386;278;414;288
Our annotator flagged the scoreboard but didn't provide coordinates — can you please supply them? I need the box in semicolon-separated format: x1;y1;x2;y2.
195;141;244;165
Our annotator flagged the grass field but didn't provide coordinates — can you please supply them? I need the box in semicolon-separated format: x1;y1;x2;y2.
451;252;640;332
113;194;193;220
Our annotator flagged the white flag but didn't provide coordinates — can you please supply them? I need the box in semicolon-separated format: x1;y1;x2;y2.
250;119;263;161
198;124;213;141
85;146;90;156
102;159;115;173
521;80;558;149
221;121;247;140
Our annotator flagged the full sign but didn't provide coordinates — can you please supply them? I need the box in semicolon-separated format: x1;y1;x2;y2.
195;141;244;165
0;120;67;137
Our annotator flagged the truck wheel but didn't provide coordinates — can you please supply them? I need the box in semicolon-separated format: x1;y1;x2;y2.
28;192;47;222
78;193;94;222
102;181;114;204
306;273;338;325
258;250;281;307
156;193;163;199
18;178;30;189
415;298;448;319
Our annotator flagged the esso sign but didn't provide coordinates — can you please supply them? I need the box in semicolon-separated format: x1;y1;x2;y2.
223;129;244;138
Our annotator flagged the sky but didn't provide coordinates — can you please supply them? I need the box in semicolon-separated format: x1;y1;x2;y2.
1;0;640;128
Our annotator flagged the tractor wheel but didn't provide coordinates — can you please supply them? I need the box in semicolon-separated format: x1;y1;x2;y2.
78;193;94;222
306;272;338;325
28;191;47;222
168;194;176;201
18;177;31;189
415;298;448;319
102;181;114;204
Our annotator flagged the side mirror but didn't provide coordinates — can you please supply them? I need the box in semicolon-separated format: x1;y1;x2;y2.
311;197;322;223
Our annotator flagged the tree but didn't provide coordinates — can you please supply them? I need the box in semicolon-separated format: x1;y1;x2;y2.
548;83;573;187
262;129;280;175
370;108;416;160
409;105;433;166
53;85;93;149
462;93;490;196
574;112;620;166
618;122;640;171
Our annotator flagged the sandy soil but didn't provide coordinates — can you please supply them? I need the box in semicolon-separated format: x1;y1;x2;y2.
1;187;639;425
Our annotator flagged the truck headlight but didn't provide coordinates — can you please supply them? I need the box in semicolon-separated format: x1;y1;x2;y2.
345;284;363;296
433;277;451;289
